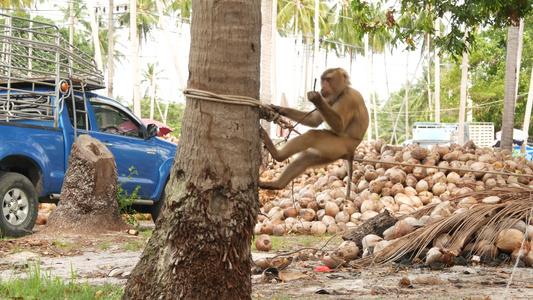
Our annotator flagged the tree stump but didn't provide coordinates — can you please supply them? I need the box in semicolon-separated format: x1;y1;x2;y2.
41;135;132;234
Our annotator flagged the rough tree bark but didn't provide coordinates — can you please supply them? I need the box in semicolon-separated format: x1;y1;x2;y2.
122;1;261;299
41;135;131;234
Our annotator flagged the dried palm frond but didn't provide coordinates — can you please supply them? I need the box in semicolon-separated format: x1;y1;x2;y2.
350;186;533;268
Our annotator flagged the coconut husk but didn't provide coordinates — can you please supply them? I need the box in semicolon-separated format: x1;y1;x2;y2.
350;186;533;268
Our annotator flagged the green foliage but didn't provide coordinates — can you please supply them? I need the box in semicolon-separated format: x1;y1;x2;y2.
350;0;533;58
0;261;123;299
117;166;141;228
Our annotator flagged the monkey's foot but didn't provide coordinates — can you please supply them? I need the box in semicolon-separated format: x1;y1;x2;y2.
258;181;284;190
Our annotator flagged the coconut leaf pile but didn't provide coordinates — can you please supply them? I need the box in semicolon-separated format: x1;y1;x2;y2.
351;186;533;268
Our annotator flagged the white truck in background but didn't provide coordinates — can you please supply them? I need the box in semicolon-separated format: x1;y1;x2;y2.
403;122;495;149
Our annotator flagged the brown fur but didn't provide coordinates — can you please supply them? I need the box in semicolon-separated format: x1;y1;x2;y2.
260;68;369;190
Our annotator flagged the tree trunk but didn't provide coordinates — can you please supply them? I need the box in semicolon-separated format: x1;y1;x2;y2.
434;18;440;123
107;0;114;98
404;51;410;141
42;135;131;235
501;25;520;151
261;0;273;133
88;0;103;72
365;34;372;141
522;63;533;154
458;30;469;145
155;0;185;89
130;0;141;117
122;1;261;299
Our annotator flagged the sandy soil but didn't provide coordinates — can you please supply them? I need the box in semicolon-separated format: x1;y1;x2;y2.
2;222;533;299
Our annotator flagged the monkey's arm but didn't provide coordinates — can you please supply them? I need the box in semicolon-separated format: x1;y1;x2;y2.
307;91;352;134
271;105;324;127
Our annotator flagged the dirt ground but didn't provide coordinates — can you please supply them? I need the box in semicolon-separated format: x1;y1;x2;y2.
2;222;533;299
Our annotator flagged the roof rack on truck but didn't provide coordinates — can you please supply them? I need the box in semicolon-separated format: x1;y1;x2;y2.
0;13;104;136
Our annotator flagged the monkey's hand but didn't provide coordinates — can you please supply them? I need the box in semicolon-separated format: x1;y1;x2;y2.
307;91;324;106
269;104;287;116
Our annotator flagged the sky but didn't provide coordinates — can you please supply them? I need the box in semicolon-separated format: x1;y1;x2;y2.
8;0;424;115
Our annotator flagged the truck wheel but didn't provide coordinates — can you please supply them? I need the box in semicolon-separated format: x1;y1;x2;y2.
0;172;38;238
149;190;166;222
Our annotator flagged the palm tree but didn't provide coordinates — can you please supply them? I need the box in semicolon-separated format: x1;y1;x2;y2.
122;0;261;297
261;0;274;136
500;24;522;150
277;0;330;108
119;0;159;117
141;62;167;119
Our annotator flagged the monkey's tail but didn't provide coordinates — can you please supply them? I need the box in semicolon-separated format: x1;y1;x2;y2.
345;154;354;200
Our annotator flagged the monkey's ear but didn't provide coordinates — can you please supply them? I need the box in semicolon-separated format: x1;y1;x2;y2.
342;69;351;85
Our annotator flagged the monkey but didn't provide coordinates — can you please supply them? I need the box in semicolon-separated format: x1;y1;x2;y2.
259;67;369;196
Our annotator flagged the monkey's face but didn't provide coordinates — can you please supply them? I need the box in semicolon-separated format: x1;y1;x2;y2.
320;70;346;101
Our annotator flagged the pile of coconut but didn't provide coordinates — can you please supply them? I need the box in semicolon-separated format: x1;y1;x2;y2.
257;139;533;269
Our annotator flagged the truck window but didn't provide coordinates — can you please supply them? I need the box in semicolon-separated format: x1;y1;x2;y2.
64;96;87;129
91;103;142;138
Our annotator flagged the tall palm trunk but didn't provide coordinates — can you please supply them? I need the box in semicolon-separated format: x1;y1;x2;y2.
88;0;103;72
522;63;533;154
122;0;261;298
261;0;273;134
434;18;440;123
155;0;185;89
501;25;521;150
404;52;410;140
107;0;114;98
130;0;141;117
457;30;469;145
365;34;372;141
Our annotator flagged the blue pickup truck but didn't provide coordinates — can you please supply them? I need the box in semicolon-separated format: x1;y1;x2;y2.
0;14;176;237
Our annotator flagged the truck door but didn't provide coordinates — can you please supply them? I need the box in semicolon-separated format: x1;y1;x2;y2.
87;100;159;199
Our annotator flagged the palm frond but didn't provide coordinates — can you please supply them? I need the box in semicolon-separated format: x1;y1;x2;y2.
351;186;533;268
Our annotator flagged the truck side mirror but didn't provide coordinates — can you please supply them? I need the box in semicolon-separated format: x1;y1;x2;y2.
147;123;159;138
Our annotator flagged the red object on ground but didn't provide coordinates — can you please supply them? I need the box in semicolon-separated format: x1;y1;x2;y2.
141;119;173;136
314;266;331;272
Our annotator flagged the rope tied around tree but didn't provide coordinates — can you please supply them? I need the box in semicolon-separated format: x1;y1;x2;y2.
183;88;297;134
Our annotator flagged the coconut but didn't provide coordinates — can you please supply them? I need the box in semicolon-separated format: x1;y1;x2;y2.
431;182;447;196
457;196;478;209
336;241;360;261
321;215;336;227
299;208;316;221
360;211;379;222
350;212;361;223
433;233;452;248
362;234;383;251
272;224;287;236
327;223;342;234
482;196;501;204
415;180;429;193
310;222;327;236
322;254;344;269
283;207;298;219
496;228;525;253
341;201;357;215
324;201;340;217
255;234;272;252
335;211;351;224
425;247;442;265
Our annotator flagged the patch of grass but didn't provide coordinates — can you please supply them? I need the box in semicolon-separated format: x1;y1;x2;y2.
52;239;73;249
140;229;153;237
0;261;123;299
252;234;336;252
122;241;144;251
100;243;110;250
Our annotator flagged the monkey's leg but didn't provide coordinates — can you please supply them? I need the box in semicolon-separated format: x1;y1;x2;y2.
262;130;338;162
259;150;333;190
